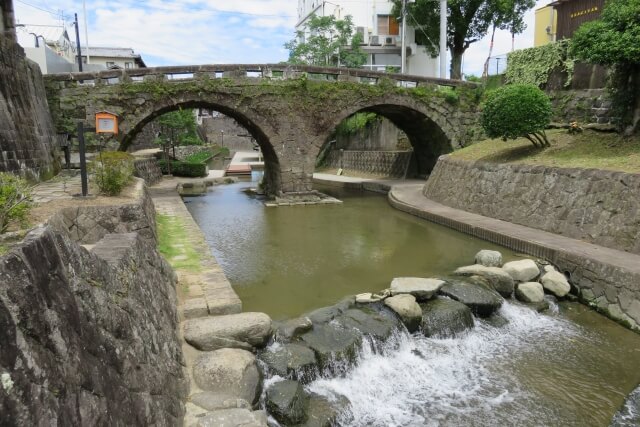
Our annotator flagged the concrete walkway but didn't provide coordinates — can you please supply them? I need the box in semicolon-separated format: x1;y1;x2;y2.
389;183;640;274
313;172;424;193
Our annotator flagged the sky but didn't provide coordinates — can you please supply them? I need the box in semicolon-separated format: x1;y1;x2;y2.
12;0;549;78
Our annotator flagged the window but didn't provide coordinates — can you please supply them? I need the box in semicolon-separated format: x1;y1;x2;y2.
106;61;115;68
377;15;399;36
125;62;133;69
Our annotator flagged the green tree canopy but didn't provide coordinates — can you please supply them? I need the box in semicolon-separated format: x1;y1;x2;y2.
156;109;202;146
285;15;367;68
571;0;640;133
392;0;534;79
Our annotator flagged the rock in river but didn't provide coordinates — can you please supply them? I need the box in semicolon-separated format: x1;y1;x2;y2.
274;317;313;342
336;307;400;340
420;298;474;338
453;264;514;297
266;380;309;425
196;408;267;427
302;393;351;427
439;280;503;317
474;250;503;267
258;343;317;380
193;348;262;405
184;312;272;351
384;294;422;332
541;270;571;298
515;282;545;303
299;322;362;369
502;259;541;282
390;277;445;301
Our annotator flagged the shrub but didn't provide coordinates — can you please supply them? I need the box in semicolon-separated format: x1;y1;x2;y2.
158;160;207;177
0;173;32;233
481;84;552;147
184;150;215;164
90;151;134;196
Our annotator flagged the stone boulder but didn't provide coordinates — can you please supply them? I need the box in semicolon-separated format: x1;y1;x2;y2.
474;250;503;267
197;408;267;427
390;277;445;301
307;297;355;324
265;380;309;425
502;259;540;282
299;323;362;369
453;265;514;297
184;312;272;351
274;317;313;342
541;271;571;297
515;282;545;303
384;294;422;332
439;281;503;317
336;307;400;341
193;348;263;405
258;343;317;380
190;392;251;411
420;298;475;337
355;290;390;304
302;393;350;427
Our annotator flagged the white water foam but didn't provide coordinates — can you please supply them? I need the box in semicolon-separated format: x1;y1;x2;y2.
307;302;581;427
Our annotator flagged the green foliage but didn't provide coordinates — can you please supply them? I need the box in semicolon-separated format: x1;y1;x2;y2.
506;40;574;87
155;109;203;147
0;173;32;234
158;160;207;177
156;214;202;272
184;150;215;164
571;0;640;133
392;0;535;79
336;112;380;136
285;14;367;68
90;151;134;196
481;84;552;147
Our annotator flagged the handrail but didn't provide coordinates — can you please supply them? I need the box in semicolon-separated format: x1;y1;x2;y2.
44;63;478;89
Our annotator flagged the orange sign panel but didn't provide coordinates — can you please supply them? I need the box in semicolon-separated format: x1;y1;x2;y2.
95;112;119;134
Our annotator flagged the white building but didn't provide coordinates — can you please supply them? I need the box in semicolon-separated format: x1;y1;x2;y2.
295;0;440;77
15;24;146;74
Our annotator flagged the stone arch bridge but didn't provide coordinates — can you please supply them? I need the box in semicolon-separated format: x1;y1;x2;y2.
44;64;480;196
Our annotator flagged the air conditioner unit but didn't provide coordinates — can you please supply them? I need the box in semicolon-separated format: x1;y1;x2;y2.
369;35;381;46
384;36;396;46
356;26;367;45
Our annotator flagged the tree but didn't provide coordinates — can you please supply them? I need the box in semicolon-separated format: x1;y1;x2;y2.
481;84;552;147
156;109;202;147
285;15;367;68
392;0;534;79
482;0;535;77
571;0;640;134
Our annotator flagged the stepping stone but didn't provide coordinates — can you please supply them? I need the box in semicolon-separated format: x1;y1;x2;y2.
184;312;272;351
390;277;445;301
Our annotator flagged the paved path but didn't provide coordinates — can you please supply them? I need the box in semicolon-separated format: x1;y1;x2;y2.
389;183;640;274
313;172;424;193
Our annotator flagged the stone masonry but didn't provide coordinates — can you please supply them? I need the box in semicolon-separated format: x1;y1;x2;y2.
44;64;479;196
424;156;640;255
0;8;58;180
0;180;187;425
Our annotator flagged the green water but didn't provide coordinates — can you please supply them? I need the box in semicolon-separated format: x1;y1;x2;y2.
184;178;640;426
185;180;517;320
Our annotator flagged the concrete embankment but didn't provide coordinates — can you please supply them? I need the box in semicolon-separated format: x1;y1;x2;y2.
388;157;640;332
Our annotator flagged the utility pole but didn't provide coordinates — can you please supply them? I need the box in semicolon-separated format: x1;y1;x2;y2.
83;0;90;64
73;13;83;72
439;0;447;79
401;0;407;74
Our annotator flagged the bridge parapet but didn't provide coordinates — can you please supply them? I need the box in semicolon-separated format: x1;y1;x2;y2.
45;63;478;91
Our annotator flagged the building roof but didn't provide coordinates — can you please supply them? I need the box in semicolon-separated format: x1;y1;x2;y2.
81;46;147;67
15;24;72;47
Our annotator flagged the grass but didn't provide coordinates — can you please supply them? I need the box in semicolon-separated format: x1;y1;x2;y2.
0;244;7;256
451;129;640;173
156;214;202;272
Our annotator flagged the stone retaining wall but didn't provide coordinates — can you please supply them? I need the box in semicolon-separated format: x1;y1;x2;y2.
134;158;163;186
0;35;58;180
0;184;186;425
325;150;412;178
424;157;640;255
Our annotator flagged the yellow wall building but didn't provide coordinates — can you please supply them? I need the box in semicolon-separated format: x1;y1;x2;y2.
534;5;557;46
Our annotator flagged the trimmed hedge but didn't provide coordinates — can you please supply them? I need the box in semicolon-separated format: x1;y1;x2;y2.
158;160;207;177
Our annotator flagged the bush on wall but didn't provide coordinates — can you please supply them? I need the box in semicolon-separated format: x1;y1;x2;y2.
481;84;553;147
0;173;32;233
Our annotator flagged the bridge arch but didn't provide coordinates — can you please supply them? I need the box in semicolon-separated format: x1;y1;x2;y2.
119;99;282;195
317;96;461;178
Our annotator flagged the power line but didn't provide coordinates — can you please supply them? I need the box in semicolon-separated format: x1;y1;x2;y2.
126;0;296;18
